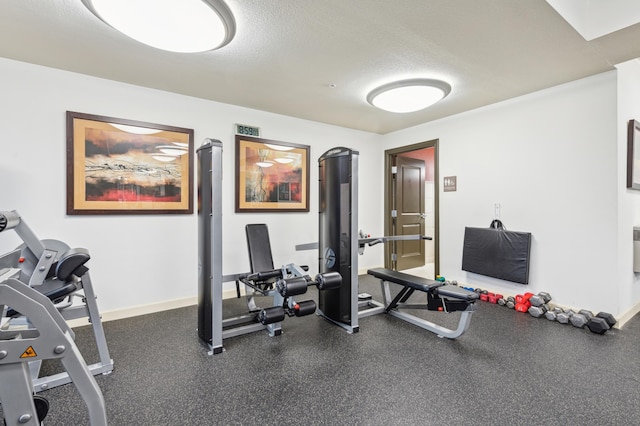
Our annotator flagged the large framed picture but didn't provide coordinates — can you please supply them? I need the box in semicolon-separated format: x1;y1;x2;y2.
627;119;640;190
235;135;310;212
66;111;194;215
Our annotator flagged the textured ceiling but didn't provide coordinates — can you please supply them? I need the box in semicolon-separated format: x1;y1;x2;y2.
1;0;640;134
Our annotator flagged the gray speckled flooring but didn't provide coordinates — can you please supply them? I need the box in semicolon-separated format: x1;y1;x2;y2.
3;275;640;425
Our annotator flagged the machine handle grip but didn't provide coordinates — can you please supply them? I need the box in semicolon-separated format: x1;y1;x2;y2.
0;211;21;232
246;269;283;282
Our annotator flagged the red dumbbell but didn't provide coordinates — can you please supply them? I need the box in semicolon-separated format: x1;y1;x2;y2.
480;292;495;302
488;293;503;304
515;292;534;304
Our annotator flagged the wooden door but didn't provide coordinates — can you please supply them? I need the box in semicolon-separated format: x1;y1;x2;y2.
392;155;425;270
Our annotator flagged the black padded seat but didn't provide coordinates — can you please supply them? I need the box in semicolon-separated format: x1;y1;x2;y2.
246;224;275;274
367;268;443;292
367;267;478;338
56;248;90;281
5;281;77;317
367;268;479;302
435;285;479;301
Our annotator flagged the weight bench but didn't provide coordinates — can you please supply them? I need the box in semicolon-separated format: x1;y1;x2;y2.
367;268;479;339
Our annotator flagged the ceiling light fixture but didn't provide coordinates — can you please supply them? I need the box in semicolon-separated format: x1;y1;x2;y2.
367;78;451;113
82;0;236;53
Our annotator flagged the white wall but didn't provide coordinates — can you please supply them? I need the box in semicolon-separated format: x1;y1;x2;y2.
0;58;384;318
2;57;638;323
382;72;621;316
615;59;640;322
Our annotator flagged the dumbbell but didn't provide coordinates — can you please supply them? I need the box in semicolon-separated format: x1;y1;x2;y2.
514;292;534;313
586;312;617;335
556;309;573;324
528;304;548;318
489;293;503;304
515;292;534;304
570;312;589;328
578;309;594;321
544;307;564;321
529;292;552;307
480;292;504;304
505;296;516;309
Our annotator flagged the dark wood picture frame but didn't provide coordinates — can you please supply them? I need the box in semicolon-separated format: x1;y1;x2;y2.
235;135;310;212
66;111;194;215
627;119;640;190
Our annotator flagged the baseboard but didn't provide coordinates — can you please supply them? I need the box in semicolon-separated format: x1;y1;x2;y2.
67;288;240;328
616;300;640;329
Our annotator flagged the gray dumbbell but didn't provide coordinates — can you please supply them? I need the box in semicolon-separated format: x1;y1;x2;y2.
578;309;594;321
544;310;557;321
528;305;547;318
570;313;588;328
530;292;552;307
556;311;571;324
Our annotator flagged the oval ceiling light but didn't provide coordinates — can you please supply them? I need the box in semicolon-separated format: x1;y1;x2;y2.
82;0;236;53
367;79;452;113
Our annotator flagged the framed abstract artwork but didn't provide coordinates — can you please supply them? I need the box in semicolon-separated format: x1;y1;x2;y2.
235;135;310;212
66;111;194;214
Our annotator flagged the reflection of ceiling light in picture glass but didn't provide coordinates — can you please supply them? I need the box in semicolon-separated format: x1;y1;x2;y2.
264;143;294;151
157;145;188;156
274;157;294;164
111;123;163;134
256;161;274;168
152;154;177;162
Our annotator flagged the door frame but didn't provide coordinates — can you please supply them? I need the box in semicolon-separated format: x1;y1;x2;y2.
384;139;439;275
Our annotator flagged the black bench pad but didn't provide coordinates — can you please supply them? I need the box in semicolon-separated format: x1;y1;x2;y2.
435;284;479;301
367;268;442;292
367;268;478;302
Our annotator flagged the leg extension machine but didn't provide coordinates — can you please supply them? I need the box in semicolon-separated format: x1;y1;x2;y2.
196;140;340;354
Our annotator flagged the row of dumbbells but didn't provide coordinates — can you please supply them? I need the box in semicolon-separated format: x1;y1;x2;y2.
452;282;618;335
544;307;616;334
496;291;616;334
497;291;551;314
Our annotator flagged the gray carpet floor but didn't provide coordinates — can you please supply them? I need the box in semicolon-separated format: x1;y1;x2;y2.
2;274;640;425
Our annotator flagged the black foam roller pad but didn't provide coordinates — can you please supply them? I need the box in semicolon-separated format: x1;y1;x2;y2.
276;277;308;297
315;272;341;290
258;306;285;325
294;300;317;316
